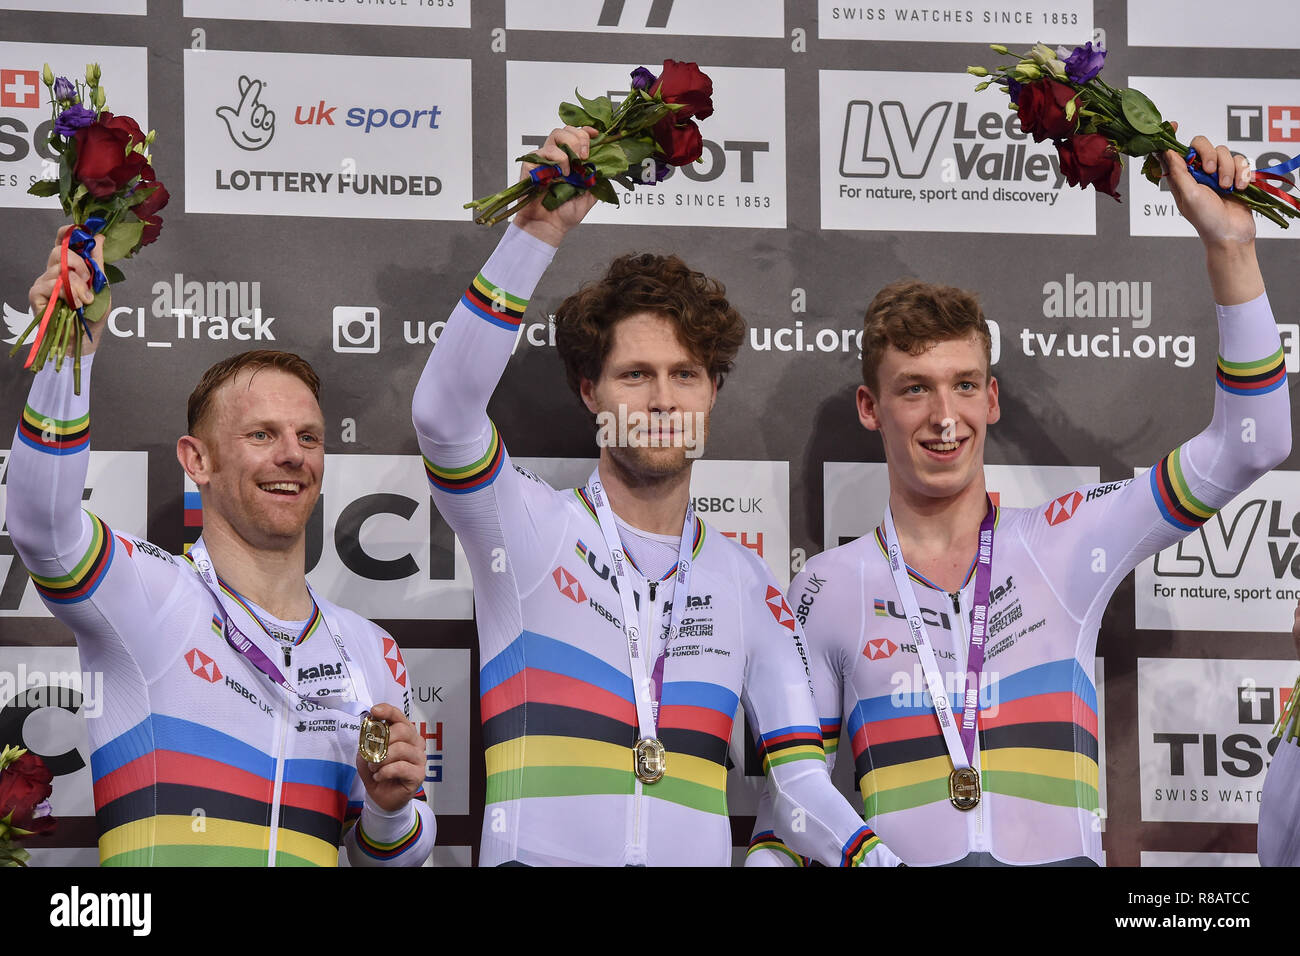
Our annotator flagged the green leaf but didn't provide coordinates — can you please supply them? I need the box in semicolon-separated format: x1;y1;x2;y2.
588;142;628;178
515;151;546;165
542;181;579;211
590;178;619;205
104;263;126;284
59;152;72;202
574;90;613;130
1120;88;1163;135
558;101;597;129
612;174;636;190
83;286;111;323
26;179;59;198
99;218;144;262
1123;134;1159;157
618;137;656;169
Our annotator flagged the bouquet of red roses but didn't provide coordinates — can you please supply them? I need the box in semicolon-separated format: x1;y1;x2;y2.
0;745;56;867
10;62;169;393
968;42;1300;227
465;60;714;226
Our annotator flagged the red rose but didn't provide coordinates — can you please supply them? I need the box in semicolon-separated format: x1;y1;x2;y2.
1016;80;1077;143
137;213;164;248
73;110;150;198
133;179;170;220
0;752;54;836
1057;134;1123;199
652;116;703;166
650;59;714;121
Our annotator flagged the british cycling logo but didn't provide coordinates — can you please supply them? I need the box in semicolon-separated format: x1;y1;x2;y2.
217;75;276;151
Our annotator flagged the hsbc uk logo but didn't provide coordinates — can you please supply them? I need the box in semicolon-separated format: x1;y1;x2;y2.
1045;491;1084;526
382;636;408;688
553;566;587;604
1227;105;1300;143
1;69;41;110
864;637;898;660
186;648;223;683
765;585;796;632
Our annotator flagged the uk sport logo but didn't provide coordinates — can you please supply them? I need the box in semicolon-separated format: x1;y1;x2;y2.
185;648;222;683
382;636;407;688
863;638;898;660
552;566;587;604
1045;490;1084;526
765;585;796;632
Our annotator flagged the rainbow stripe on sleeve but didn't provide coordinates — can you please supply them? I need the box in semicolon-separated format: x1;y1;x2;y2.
461;273;528;331
1150;445;1217;532
423;420;504;494
756;724;825;775
1216;347;1285;396
29;512;115;605
746;829;807;866
17;404;89;455
820;717;841;757
840;825;882;867
356;811;424;861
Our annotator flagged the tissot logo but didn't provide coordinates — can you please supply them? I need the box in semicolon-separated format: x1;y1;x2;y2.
1226;104;1300;142
186;648;222;683
553;566;587;604
0;69;40;109
864;638;898;660
1045;491;1084;526
764;585;796;632
217;75;276;151
382;636;408;688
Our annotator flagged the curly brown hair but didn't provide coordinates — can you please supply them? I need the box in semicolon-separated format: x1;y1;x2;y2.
554;252;745;400
187;350;321;435
861;279;991;392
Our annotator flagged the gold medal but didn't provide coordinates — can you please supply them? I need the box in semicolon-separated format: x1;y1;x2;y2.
633;738;667;784
358;712;390;764
948;767;980;811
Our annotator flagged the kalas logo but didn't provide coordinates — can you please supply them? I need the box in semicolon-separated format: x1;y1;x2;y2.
217;75;276;151
864;638;898;660
764;585;796;632
1226;104;1300;143
1;69;41;110
553;566;587;604
1045;491;1084;526
185;648;223;683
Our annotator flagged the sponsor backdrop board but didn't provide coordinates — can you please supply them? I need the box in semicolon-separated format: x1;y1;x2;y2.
0;3;1297;869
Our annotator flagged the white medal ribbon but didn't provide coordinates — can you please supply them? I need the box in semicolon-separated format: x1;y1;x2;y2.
585;468;694;742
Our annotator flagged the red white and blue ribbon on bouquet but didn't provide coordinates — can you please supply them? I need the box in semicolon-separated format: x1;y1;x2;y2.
1186;148;1300;213
22;217;107;369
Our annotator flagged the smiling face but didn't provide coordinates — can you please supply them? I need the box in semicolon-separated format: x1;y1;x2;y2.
857;333;999;505
580;312;717;482
187;367;324;551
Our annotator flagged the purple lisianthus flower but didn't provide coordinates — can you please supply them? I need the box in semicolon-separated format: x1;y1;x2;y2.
998;75;1023;106
53;76;77;102
54;104;97;137
630;66;657;91
1063;41;1106;84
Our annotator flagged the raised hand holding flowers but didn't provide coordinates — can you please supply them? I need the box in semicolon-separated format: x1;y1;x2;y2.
465;59;715;226
968;41;1300;226
11;63;168;392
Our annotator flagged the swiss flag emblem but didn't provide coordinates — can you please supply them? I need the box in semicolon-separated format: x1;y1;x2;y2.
765;585;796;632
382;636;407;688
552;566;587;604
185;647;223;683
1044;490;1084;526
0;70;41;109
863;638;898;660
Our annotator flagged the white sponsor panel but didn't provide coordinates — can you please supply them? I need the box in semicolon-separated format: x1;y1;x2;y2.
183;49;472;220
506;62;786;228
184;0;469;28
26;846;101;866
184;454;474;620
402;648;471;816
0;646;95;817
1131;2;1300;49
1136;470;1300;633
0;42;149;210
1138;657;1295;823
823;462;1100;547
0;450;147;617
818;0;1091;43
1128;77;1300;240
1140;851;1259;866
2;0;142;10
506;0;783;36
517;457;791;586
820;70;1096;234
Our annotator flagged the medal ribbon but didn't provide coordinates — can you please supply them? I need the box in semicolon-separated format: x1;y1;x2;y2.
585;468;695;743
187;537;373;716
881;498;996;771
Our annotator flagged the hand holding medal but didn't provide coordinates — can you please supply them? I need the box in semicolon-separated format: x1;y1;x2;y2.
355;702;425;812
